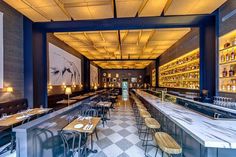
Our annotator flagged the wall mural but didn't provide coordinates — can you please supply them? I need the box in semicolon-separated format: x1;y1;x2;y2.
0;12;3;88
90;64;98;86
49;43;81;85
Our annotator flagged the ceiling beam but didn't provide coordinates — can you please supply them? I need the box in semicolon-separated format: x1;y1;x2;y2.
90;59;156;61
53;0;73;20
117;30;122;59
21;0;51;21
33;15;211;32
112;0;117;18
136;0;149;17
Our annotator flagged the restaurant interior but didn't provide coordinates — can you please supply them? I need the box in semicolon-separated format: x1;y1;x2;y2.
0;0;236;157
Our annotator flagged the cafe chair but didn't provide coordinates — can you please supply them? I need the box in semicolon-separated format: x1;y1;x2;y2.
60;130;87;157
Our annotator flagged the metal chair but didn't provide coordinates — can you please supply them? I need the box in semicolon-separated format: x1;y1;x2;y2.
60;130;87;157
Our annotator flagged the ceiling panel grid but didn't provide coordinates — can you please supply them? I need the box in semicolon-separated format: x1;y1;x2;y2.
4;0;227;22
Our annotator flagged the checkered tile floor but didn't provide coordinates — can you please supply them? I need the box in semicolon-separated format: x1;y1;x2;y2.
87;97;161;157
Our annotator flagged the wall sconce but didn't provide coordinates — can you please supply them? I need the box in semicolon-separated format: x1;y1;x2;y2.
72;82;76;88
116;73;119;78
6;87;13;93
94;84;98;91
62;83;67;89
48;85;53;90
108;73;111;78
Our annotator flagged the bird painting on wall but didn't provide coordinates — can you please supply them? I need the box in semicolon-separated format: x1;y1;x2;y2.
49;43;81;85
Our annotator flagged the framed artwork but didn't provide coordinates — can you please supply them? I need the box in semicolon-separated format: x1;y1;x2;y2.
90;64;98;86
113;78;117;82
49;43;81;85
0;12;3;88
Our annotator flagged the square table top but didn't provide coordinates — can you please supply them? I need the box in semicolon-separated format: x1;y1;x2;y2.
63;117;101;134
0;108;52;127
96;101;112;108
70;95;88;100
56;99;77;104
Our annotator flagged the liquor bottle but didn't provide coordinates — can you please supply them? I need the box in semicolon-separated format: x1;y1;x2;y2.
221;53;225;63
227;81;231;91
224;40;231;48
221;81;225;91
232;37;236;46
223;68;228;77
226;51;230;62
232;80;236;92
231;48;235;60
229;66;234;77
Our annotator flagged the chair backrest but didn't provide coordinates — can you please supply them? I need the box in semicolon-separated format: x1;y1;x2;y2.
84;109;98;117
60;130;83;153
0;98;28;116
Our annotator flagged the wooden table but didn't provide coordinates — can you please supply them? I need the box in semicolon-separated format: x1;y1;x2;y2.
0;108;52;154
0;108;52;127
63;117;101;154
95;102;112;127
96;101;112;108
71;95;88;100
63;117;101;134
56;99;77;105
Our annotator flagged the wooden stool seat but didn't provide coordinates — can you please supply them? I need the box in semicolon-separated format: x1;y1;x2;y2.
140;111;151;118
145;118;160;129
154;132;182;155
138;106;147;110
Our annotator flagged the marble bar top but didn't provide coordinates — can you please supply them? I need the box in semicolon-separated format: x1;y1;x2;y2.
134;89;236;149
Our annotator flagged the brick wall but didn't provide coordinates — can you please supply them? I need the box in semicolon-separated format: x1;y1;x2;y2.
0;2;24;102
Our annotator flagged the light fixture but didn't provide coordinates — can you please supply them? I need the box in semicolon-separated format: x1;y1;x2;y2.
6;87;13;93
116;73;119;78
62;83;67;89
65;87;72;106
94;84;98;91
48;85;53;90
72;82;76;88
108;73;111;78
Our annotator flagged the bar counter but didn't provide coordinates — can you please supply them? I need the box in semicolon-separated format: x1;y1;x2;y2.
134;89;236;157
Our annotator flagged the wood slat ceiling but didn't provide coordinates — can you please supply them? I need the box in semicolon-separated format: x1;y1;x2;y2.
3;0;227;22
54;28;191;60
93;60;152;69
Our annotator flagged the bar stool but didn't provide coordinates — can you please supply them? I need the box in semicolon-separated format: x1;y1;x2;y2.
154;132;182;157
138;110;151;139
143;118;161;156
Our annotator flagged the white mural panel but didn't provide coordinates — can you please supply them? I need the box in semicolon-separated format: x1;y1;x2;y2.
90;64;98;86
0;12;3;88
49;43;81;85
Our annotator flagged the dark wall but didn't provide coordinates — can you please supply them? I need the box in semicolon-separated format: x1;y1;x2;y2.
219;0;236;36
158;28;199;66
145;61;156;87
100;69;145;88
0;2;24;102
47;33;85;95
